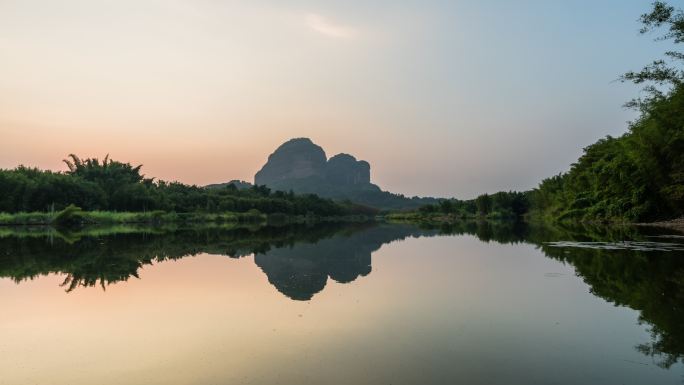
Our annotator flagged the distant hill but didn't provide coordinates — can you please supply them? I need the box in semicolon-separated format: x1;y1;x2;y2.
205;180;253;190
251;138;439;210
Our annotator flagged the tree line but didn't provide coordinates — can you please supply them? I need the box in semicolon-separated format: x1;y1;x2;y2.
0;154;375;217
418;191;531;219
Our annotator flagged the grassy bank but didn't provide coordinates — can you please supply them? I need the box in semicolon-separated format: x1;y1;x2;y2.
0;209;251;226
0;206;376;227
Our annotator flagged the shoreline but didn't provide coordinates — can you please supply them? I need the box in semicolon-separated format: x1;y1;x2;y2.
635;217;684;233
387;212;684;234
0;210;377;227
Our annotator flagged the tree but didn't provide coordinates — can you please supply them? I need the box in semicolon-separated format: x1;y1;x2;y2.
438;199;454;213
621;1;684;107
475;194;492;216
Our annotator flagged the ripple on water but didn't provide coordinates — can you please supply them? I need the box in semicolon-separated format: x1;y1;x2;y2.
647;234;684;240
544;241;684;252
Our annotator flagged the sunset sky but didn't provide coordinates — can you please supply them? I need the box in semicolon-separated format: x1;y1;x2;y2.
0;0;667;198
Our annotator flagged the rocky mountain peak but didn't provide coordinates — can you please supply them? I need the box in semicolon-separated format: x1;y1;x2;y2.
254;138;374;192
255;138;327;186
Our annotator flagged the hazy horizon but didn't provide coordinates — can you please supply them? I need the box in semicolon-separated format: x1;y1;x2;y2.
0;0;668;199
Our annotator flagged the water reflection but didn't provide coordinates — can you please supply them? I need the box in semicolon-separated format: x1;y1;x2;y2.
0;223;437;297
429;220;684;369
255;224;435;300
1;220;683;370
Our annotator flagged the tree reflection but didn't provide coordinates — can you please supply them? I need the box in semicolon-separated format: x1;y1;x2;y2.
430;220;684;368
0;223;435;295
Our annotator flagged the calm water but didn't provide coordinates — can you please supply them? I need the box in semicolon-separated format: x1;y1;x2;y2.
0;222;682;384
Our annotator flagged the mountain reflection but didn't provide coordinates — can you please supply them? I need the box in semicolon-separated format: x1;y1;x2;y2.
254;224;433;300
0;221;682;368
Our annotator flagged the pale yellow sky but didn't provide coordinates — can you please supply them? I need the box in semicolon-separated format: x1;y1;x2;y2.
0;0;649;197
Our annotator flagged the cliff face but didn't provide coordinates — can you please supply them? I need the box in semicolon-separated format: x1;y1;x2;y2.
326;153;370;187
254;138;327;186
254;138;376;194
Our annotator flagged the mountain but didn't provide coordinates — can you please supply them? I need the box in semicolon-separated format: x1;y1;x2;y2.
254;138;379;194
254;138;327;186
253;138;438;210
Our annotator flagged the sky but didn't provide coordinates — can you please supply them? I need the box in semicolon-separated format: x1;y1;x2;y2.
0;0;673;198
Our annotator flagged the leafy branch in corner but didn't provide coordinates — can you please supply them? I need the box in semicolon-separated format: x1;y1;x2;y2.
621;1;684;108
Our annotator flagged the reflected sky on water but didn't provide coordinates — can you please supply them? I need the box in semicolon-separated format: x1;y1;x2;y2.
0;222;682;385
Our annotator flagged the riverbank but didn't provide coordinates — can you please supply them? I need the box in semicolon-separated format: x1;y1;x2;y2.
0;208;375;227
384;211;517;224
385;211;684;234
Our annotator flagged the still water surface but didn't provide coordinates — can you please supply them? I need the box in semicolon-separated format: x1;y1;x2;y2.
0;222;682;384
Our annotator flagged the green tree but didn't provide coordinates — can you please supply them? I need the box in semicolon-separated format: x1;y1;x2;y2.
475;194;492;216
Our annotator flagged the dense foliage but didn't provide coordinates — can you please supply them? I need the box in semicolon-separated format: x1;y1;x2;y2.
0;154;375;217
417;191;530;219
531;84;684;222
531;1;684;222
210;178;441;211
